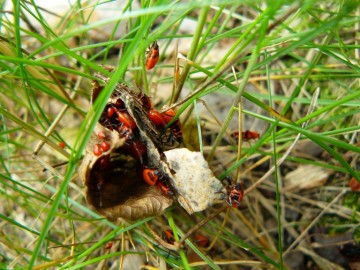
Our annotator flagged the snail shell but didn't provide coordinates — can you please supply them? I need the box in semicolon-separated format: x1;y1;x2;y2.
80;77;174;221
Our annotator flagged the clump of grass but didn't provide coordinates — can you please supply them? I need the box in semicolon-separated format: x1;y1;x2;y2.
1;1;360;269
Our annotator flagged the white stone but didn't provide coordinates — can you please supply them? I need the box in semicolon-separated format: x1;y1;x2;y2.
164;148;226;213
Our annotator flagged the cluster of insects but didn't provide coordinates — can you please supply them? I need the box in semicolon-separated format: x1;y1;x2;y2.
93;89;182;198
84;41;249;219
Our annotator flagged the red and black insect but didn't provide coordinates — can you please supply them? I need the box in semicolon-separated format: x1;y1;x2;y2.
161;109;183;143
232;130;260;141
114;109;137;140
157;181;174;197
148;109;166;128
93;144;103;156
58;141;66;149
194;234;210;248
107;106;116;118
116;111;136;130
97;131;106;141
161;109;177;125
100;141;110;152
105;242;113;250
226;182;244;208
142;167;161;186
163;229;175;244
145;41;159;70
117;124;134;140
115;98;124;108
138;92;152;110
349;177;360;191
142;167;174;196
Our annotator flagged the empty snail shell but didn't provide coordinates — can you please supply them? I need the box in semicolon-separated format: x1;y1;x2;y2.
80;74;174;221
